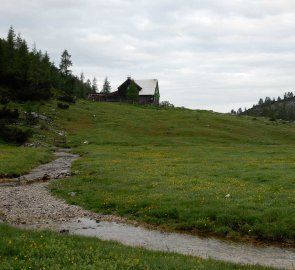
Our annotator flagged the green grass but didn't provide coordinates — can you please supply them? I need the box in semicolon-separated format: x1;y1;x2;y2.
0;145;53;178
46;101;295;244
0;224;272;270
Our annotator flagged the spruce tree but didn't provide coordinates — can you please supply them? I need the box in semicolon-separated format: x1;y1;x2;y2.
92;77;98;92
59;49;72;76
80;72;85;83
154;84;160;105
101;77;111;93
7;26;16;49
127;80;138;103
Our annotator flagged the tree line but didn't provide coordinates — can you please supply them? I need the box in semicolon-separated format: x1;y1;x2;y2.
231;91;295;121
0;26;99;102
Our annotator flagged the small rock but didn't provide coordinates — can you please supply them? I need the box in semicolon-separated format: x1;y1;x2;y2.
225;194;231;198
42;174;50;180
60;229;69;234
68;192;76;197
95;220;100;224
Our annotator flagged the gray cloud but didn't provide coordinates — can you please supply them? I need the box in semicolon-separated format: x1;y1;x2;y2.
1;0;295;112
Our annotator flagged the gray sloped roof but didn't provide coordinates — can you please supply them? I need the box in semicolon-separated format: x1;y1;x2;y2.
135;79;158;95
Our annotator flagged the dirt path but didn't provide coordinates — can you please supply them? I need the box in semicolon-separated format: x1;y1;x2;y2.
0;150;122;228
63;218;295;269
0;150;79;186
0;150;294;269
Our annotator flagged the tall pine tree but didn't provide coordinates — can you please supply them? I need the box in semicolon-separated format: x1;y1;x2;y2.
101;77;111;93
59;49;72;76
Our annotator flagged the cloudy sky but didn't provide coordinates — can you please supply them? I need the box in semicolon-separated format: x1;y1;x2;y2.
1;0;295;112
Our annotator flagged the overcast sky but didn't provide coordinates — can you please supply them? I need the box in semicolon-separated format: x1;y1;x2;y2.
1;0;295;112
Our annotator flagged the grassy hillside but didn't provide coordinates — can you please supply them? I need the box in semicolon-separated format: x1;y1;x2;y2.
1;100;293;269
48;100;295;146
1;100;294;243
43;101;295;244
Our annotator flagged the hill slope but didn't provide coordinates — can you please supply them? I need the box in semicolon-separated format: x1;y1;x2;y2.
41;101;295;245
1;101;295;244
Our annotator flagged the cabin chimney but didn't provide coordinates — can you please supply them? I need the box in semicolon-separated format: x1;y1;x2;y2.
127;75;131;80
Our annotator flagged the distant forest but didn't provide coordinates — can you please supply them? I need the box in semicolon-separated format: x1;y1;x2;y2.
233;91;295;121
0;26;96;102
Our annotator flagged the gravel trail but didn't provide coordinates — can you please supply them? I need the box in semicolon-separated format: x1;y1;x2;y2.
0;150;122;228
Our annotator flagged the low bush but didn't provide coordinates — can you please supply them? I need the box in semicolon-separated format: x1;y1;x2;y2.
57;102;69;109
58;94;76;103
0;125;31;144
0;107;19;123
160;101;174;108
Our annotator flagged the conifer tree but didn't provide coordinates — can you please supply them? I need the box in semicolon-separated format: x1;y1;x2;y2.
127;80;139;103
101;77;111;93
86;78;91;88
7;26;16;49
59;49;72;76
237;108;243;115
154;84;160;105
80;72;85;83
92;77;98;92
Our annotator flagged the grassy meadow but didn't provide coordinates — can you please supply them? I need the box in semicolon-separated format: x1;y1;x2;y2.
0;145;53;178
1;100;295;242
1;100;294;269
44;101;295;244
0;224;272;270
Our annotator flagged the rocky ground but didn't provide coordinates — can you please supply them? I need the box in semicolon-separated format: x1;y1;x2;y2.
0;150;78;185
0;182;99;229
0;150;123;230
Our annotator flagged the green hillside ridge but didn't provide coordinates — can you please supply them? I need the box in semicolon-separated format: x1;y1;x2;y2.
38;100;294;245
1;100;295;244
1;100;294;269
